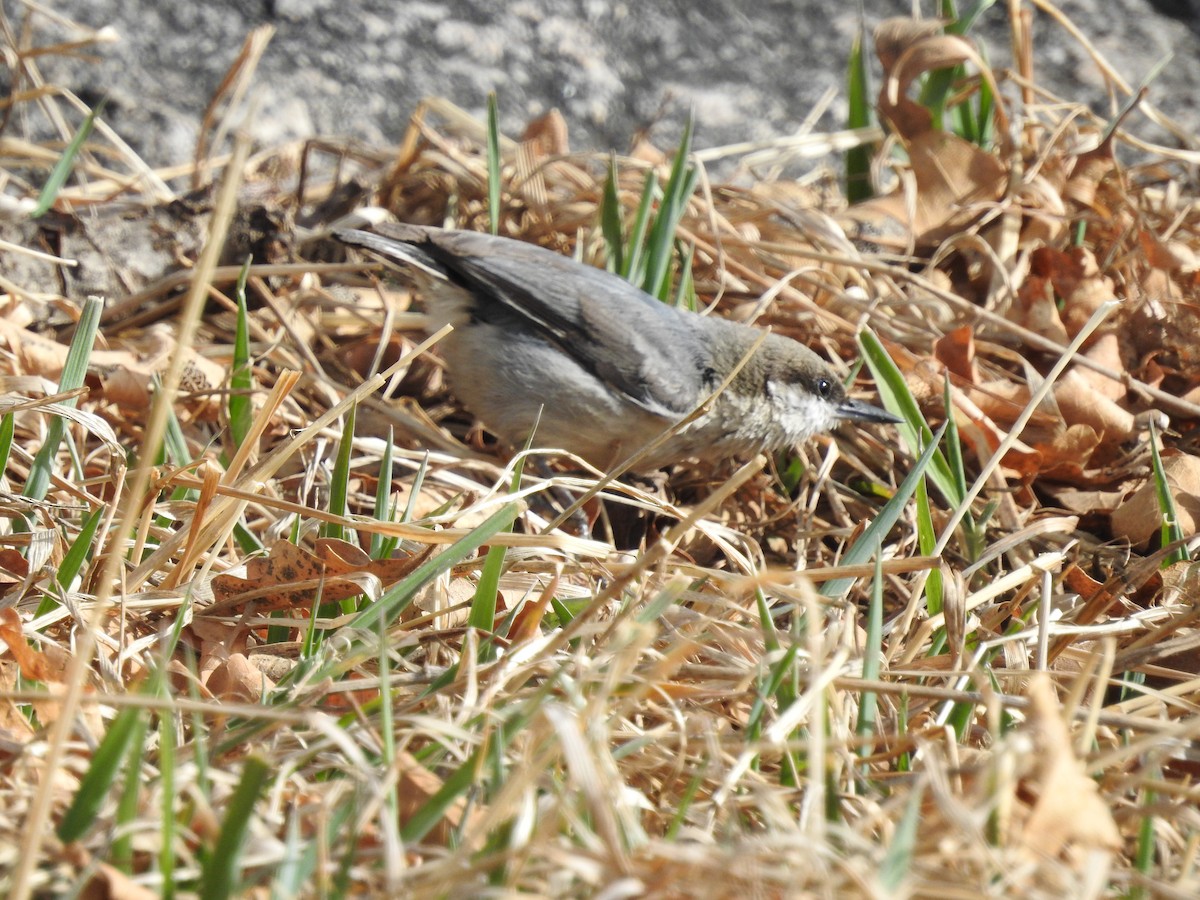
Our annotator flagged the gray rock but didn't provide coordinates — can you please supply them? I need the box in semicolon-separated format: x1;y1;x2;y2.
9;1;1200;169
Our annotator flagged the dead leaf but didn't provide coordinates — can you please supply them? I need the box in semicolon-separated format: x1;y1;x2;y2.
933;326;980;384
1053;370;1136;441
206;651;276;701
1019;673;1122;859
508;564;561;643
206;539;435;616
61;842;159;900
1032;424;1103;477
0;319;225;416
1014;270;1070;343
1077;333;1127;401
0;607;61;683
1111;454;1200;547
0;659;37;740
1063;139;1118;216
521;108;569;158
840;19;1010;250
0;548;29;604
397;750;485;849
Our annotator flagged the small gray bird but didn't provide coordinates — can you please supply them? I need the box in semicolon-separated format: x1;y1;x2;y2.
337;223;898;471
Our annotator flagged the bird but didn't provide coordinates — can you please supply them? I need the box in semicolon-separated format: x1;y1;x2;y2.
337;222;899;471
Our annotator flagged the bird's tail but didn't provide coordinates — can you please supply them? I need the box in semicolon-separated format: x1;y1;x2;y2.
335;227;449;282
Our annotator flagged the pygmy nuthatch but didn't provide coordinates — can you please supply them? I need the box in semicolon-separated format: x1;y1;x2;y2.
338;223;899;470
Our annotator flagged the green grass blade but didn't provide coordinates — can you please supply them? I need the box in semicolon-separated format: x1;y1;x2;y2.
198;755;271;900
973;64;995;148
57;705;145;842
879;782;924;891
855;550;884;756
24;295;103;504
600;154;626;274
914;476;943;616
370;429;396;559
643;114;697;300
400;708;534;846
469;452;526;656
347;502;520;631
754;587;781;654
821;422;949;600
940;374;968;503
55;505;105;592
321;403;356;544
1132;779;1158;900
402;451;429;524
949;0;997;34
111;709;152;871
0;412;13;476
158;710;178;898
470;540;506;640
1149;418;1188;565
228;256;254;449
672;240;696;310
400;748;478;844
376;609;399;838
32;99;106;218
162;402;192;470
623;169;659;283
859;329;961;507
636;581;688;625
271;806;319;899
845;22;874;202
486;91;502;235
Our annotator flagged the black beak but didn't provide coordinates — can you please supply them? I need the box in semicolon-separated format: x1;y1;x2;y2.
836;397;902;425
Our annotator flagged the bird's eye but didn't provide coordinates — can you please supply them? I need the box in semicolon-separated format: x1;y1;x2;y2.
816;377;833;398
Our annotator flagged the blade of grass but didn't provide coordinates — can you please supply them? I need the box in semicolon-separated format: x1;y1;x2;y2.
859;329;960;508
1132;778;1158;900
370;429;397;560
401;451;430;525
235;502;524;701
821;422;949;600
913;476;943;618
55;505;104;592
198;755;271;900
34;504;106;620
1149;417;1188;565
56;705;146;843
400;705;531;845
672;240;696;310
643;114;697;300
162;401;192;470
878;782;924;891
321;403;356;544
376;603;399;865
271;806;320;899
158;709;177;899
745;642;801;742
486;91;501;235
228;256;254;449
24;295;103;507
110;710;152;872
600;153;625;274
470;448;530;660
855;549;885;757
845;21;874;202
623;168;658;283
0;412;13;476
31;99;106;218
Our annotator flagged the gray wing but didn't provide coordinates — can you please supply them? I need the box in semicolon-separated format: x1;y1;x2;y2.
338;224;713;417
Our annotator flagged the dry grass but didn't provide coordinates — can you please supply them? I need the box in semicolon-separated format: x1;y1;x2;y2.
3;5;1200;899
